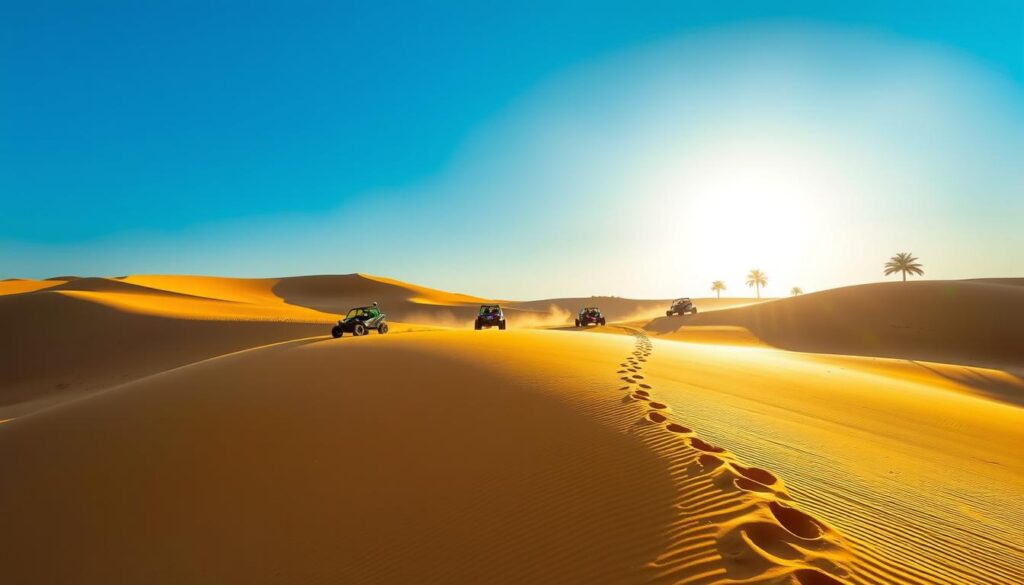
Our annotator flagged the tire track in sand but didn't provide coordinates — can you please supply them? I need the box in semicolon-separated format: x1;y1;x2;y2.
614;326;855;585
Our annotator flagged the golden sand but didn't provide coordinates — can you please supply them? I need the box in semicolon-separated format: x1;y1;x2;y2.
1;274;1021;583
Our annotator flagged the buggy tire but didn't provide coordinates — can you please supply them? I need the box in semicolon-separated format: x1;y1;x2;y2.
378;323;389;334
691;308;698;314
575;319;580;327
474;321;482;330
498;320;506;330
666;311;673;317
353;323;367;336
331;326;343;338
600;318;606;326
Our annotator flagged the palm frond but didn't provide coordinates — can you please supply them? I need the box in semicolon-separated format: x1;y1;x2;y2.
884;252;924;279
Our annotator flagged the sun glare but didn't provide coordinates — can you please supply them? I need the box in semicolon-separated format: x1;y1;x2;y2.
640;136;841;293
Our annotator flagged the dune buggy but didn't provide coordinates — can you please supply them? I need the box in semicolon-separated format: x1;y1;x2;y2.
332;302;389;337
475;304;506;330
666;298;697;317
575;307;606;327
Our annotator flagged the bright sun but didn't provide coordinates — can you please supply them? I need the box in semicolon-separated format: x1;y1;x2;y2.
639;136;842;294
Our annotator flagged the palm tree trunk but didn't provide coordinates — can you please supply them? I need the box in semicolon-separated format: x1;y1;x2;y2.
717;291;720;299
756;284;760;299
902;271;906;282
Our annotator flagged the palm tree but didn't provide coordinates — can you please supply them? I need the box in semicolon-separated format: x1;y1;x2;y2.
884;252;924;282
746;269;767;299
711;280;726;299
790;286;803;296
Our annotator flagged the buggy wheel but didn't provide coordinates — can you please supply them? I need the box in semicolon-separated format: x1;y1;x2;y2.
691;308;698;314
474;320;482;330
378;322;389;334
666;311;673;317
331;326;343;338
575;319;580;327
498;320;506;330
600;318;606;326
353;323;367;336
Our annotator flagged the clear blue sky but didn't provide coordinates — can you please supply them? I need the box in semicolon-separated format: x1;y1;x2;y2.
3;1;1022;298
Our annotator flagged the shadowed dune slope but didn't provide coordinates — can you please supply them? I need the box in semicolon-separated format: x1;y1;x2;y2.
0;292;328;417
119;274;287;303
0;278;66;295
273;273;566;325
644;280;1024;368
273;273;494;321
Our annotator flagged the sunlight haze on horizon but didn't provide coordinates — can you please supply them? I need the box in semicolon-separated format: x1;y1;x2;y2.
3;1;1022;299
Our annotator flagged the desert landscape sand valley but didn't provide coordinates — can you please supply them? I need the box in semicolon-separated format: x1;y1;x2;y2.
1;274;1021;584
8;2;1024;582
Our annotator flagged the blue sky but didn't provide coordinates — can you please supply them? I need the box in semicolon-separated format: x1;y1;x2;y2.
3;1;1022;298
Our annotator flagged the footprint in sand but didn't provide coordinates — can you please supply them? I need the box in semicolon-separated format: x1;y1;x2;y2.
689;437;725;453
698;453;725;471
648;402;668;410
733;464;778;487
632;374;644;380
630;393;651;401
666;423;691;434
768;501;825;540
734;477;777;495
646;411;668;423
622;377;637;383
638;383;652;389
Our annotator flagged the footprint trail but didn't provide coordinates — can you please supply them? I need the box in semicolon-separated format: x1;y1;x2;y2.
612;327;855;585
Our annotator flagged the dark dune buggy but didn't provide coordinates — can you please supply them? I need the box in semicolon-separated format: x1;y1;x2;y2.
332;302;389;337
475;304;506;330
575;307;606;327
666;298;698;317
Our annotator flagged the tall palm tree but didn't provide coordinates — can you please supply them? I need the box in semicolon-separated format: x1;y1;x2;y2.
884;252;924;282
711;280;726;299
746;269;767;299
790;286;803;296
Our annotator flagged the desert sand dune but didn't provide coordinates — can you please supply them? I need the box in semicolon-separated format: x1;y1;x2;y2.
2;273;1021;583
48;276;209;295
0;274;430;418
273;273;491;315
1;329;858;585
0;273;761;419
643;280;1024;369
0;291;330;419
0;277;66;295
629;332;1024;584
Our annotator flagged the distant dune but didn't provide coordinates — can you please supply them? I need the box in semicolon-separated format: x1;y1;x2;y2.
644;279;1024;369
